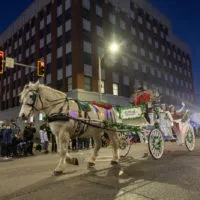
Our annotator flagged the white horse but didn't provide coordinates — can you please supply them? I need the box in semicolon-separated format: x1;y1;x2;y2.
19;81;120;175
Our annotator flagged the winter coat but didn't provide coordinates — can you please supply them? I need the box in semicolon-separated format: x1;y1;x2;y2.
10;123;20;136
23;127;34;141
2;129;12;145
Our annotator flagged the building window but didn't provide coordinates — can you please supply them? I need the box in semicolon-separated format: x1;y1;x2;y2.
156;55;160;63
141;48;145;56
57;15;63;27
133;62;138;70
96;15;102;27
132;44;137;53
142;64;146;73
83;30;91;42
138;16;143;24
155;41;158;48
84;76;92;91
139;32;144;40
67;76;72;92
57;57;63;69
66;52;72;65
66;30;71;43
148;37;152;45
82;7;90;20
147;22;151;30
112;83;118;96
57;35;63;47
57;79;63;91
123;85;129;97
83;52;91;65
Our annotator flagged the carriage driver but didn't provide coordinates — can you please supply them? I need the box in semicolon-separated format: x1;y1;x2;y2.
130;85;151;123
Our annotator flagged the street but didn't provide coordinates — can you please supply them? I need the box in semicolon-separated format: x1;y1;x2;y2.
0;140;200;200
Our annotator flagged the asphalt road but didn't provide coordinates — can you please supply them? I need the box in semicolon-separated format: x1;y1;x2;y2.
0;140;200;200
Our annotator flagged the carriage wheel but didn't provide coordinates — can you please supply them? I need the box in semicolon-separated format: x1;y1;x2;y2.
119;133;132;158
185;126;195;151
148;128;164;160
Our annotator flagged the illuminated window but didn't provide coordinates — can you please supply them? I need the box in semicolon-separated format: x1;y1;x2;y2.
112;83;118;96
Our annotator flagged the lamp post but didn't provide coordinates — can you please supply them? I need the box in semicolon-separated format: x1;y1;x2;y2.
98;43;119;102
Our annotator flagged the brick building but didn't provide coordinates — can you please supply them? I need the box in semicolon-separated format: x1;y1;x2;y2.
0;0;195;120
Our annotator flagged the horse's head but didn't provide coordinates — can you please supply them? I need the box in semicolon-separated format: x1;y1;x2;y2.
19;80;42;119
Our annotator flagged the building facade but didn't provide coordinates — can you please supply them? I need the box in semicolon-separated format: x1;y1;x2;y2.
0;0;195;120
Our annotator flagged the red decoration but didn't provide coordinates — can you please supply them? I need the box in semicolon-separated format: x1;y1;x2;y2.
90;102;113;110
135;92;151;106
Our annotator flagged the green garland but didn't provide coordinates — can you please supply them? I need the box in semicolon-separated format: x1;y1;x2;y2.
103;120;141;133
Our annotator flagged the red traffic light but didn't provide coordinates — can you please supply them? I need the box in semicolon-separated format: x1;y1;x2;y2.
37;60;45;77
0;51;4;74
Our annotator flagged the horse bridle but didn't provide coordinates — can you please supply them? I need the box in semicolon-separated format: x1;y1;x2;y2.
25;90;44;113
24;89;68;117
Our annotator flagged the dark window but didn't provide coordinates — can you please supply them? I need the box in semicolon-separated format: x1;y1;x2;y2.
46;63;51;74
57;35;63;47
66;31;71;43
40;29;45;38
96;15;102;27
46;23;51;34
95;0;102;7
39;10;44;20
57;15;63;27
46;43;52;54
31;17;35;28
57;79;63;91
46;3;52;15
66;52;72;65
83;30;91;42
108;3;114;13
65;8;71;20
57;57;63;69
123;85;130;97
40;47;44;57
83;52;91;65
57;0;62;6
82;8;90;20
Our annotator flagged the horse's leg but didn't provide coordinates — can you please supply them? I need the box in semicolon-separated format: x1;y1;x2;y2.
54;136;68;175
65;139;79;165
108;131;120;165
88;134;102;167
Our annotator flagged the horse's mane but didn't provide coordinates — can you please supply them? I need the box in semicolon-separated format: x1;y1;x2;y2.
20;82;66;102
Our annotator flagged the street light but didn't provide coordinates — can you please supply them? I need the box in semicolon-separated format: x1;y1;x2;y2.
98;42;119;101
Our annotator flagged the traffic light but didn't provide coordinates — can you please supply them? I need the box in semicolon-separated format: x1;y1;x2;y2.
0;51;5;74
37;60;45;77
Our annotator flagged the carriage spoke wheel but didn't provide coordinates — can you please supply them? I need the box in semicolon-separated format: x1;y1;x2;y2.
148;128;164;160
185;127;195;152
119;133;132;158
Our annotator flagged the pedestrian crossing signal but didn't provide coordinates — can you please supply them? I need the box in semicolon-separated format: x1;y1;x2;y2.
37;61;45;77
0;51;5;74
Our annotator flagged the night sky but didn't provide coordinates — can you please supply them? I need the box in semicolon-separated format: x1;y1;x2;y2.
0;0;199;101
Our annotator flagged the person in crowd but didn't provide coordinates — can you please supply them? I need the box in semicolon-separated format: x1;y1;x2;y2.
10;119;20;137
23;122;35;156
40;125;49;154
71;138;77;151
1;124;12;158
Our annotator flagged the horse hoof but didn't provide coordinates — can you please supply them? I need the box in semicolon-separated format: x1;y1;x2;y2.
111;160;119;166
72;158;79;165
53;171;63;176
88;162;95;168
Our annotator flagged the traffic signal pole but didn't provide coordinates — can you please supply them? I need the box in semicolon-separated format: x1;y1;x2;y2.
14;62;35;69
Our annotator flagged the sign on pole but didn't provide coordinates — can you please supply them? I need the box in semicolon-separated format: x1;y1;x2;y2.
5;57;14;68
